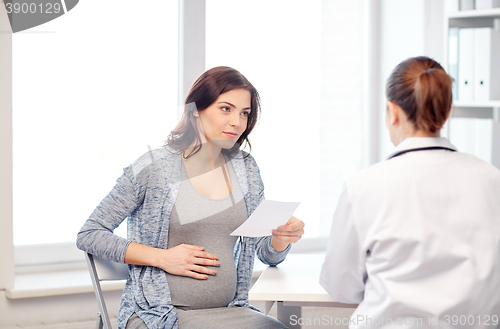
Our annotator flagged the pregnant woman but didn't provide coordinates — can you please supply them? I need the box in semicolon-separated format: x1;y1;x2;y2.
77;66;305;329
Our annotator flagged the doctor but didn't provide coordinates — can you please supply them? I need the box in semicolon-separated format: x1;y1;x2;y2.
320;56;500;327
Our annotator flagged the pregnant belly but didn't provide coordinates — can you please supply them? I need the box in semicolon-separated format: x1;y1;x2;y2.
166;248;237;310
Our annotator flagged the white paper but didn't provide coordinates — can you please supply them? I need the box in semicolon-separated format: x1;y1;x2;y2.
230;200;300;237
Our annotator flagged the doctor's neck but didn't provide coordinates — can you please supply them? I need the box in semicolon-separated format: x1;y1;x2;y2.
392;123;441;146
402;129;440;145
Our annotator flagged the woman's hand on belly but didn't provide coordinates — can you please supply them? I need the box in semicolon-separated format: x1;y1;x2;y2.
124;242;220;279
159;244;220;279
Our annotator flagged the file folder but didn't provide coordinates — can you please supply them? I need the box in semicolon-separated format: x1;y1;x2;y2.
474;28;500;101
458;28;475;101
475;0;500;9
445;0;460;12
459;0;475;10
448;27;459;100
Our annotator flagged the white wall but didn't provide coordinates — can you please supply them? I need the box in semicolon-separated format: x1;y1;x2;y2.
0;5;149;328
0;290;122;328
376;0;444;160
0;1;14;292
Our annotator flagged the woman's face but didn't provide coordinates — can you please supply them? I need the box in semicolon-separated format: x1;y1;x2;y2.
195;88;252;149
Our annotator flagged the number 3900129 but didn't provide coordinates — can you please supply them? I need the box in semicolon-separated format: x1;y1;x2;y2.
5;2;62;14
443;315;498;326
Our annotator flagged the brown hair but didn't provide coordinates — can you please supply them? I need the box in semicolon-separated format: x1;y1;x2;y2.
165;66;261;158
386;56;452;133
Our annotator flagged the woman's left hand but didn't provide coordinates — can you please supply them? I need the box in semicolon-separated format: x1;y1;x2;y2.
271;216;305;251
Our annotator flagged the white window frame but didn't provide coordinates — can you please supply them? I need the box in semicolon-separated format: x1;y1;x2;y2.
5;0;207;272
0;2;14;290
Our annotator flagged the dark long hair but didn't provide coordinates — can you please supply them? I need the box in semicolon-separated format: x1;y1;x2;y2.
166;66;261;158
386;56;452;133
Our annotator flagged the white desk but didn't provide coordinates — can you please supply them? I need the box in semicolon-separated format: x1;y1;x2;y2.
249;253;357;328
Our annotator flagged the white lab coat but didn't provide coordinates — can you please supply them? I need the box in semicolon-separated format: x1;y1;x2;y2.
320;137;500;328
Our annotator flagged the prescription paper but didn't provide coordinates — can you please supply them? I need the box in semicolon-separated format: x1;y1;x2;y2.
230;200;300;237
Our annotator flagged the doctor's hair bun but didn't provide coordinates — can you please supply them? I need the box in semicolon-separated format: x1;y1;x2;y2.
386;56;453;133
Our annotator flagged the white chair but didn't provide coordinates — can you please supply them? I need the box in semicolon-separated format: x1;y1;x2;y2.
85;253;129;329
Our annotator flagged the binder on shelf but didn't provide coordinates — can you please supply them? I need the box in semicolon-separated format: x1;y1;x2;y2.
458;28;475;102
448;27;459;100
445;0;460;12
459;0;475;10
474;28;500;101
475;0;500;9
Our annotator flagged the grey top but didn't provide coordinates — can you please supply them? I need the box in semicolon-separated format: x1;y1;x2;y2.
167;161;247;310
76;148;291;329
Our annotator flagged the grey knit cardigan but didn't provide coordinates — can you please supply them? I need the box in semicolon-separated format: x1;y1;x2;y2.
76;147;290;329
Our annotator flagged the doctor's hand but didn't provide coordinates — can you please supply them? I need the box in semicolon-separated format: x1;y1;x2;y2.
271;216;305;251
159;244;220;280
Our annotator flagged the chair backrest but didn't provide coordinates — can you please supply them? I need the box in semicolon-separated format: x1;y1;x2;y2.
85;253;129;329
92;254;130;280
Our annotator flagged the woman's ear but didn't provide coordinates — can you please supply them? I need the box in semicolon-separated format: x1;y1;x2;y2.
193;110;199;118
387;101;400;126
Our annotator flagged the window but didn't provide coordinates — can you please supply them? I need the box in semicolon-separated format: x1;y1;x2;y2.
13;0;179;247
206;0;367;236
12;0;368;262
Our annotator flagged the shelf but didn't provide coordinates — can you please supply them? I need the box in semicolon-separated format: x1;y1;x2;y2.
447;8;500;28
447;8;500;19
451;102;500;120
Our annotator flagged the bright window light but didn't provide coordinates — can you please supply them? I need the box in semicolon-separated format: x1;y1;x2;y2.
13;0;178;245
206;0;366;237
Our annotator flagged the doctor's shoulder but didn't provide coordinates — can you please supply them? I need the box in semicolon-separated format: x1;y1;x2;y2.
455;150;499;169
452;150;500;181
344;151;500;196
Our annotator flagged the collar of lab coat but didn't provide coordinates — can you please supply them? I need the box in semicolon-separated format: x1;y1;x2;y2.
386;137;457;160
